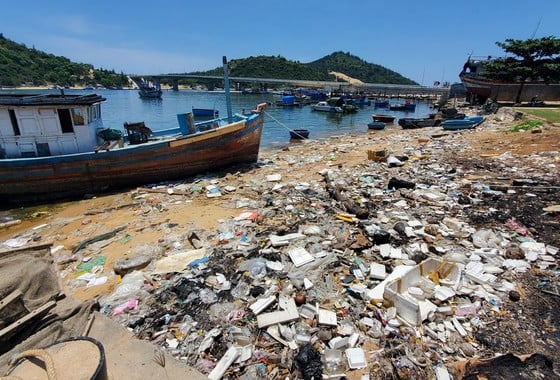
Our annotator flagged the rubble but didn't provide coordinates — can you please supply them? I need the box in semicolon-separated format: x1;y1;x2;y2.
1;106;559;379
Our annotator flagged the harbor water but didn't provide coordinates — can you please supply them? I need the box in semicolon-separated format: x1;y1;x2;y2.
1;88;436;149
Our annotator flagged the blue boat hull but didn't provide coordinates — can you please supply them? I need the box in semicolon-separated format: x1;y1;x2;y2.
441;116;484;130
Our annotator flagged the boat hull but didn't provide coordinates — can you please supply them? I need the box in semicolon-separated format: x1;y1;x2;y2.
367;121;386;130
398;118;439;129
289;129;309;139
0;113;264;204
372;114;396;123
441;116;484;130
460;73;560;102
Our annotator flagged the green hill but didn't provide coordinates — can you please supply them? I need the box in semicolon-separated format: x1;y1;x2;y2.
1;34;417;87
307;51;417;85
0;34;129;88
192;52;417;85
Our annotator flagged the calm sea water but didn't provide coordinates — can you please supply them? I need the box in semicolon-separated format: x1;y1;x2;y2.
1;88;435;149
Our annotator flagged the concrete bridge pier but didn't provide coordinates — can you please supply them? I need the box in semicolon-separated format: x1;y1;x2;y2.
171;79;179;91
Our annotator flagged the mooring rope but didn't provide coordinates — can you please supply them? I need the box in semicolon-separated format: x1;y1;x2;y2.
263;110;308;139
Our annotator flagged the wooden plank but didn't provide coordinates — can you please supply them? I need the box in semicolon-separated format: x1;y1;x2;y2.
0;290;25;315
0;301;56;341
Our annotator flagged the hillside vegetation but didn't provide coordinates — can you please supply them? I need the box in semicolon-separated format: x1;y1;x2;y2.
195;52;417;85
0;34;129;88
0;34;417;87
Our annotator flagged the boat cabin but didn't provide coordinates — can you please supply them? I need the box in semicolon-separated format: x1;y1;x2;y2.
0;93;106;159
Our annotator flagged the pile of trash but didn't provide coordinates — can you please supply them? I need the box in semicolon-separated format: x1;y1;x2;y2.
4;109;559;379
89;123;559;378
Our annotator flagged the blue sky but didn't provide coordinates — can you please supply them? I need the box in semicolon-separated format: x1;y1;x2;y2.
2;0;559;86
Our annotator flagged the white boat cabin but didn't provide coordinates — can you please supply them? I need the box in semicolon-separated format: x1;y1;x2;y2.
0;93;107;158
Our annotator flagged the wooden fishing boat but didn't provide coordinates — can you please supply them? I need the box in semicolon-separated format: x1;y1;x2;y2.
398;118;439;129
134;78;162;99
372;114;396;123
460;56;560;102
0;58;267;204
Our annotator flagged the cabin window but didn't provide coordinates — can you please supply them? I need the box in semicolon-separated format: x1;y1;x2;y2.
58;109;75;133
71;108;85;125
9;110;21;136
87;104;101;124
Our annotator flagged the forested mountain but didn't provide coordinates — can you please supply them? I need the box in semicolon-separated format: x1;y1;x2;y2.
1;34;417;87
193;52;417;85
0;34;128;87
307;52;417;85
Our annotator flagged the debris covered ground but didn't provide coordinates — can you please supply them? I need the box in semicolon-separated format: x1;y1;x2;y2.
1;105;559;379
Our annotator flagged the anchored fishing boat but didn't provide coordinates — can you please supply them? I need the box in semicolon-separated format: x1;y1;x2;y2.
0;57;267;204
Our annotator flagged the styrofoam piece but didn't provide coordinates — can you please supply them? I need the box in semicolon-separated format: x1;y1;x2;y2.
348;332;360;347
266;260;284;271
249;295;276;315
418;299;437;322
435;365;451;380
379;244;391;258
434;285;455;301
269;233;305;247
345;347;367;369
408;286;424;300
389;247;403;259
367;264;414;302
299;303;317;319
288;247;315;267
328;336;349;349
384;258;460;325
408;220;424;229
266;325;298;350
369;262;387;280
318;308;337;326
208;345;240;380
303;277;314;290
257;297;299;328
452;317;468;337
266;173;282;182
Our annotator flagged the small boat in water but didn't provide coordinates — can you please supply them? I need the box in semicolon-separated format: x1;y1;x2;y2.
398;118;439;129
134;78;162;99
289;129;310;139
372;114;396;123
374;100;389;108
367;121;386;130
389;101;416;112
0;57;267;204
441;115;484;130
311;101;343;113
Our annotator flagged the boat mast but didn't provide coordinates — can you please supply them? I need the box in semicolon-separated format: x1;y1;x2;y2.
223;56;232;123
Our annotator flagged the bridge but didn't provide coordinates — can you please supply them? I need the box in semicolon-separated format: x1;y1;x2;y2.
130;73;450;99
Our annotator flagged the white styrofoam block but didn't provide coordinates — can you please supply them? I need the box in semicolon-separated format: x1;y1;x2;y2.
345;347;367;369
